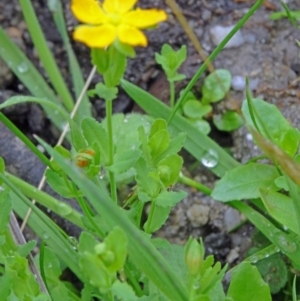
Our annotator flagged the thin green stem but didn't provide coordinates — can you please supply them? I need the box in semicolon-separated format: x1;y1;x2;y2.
167;0;263;124
18;0;74;112
124;263;144;296
145;201;156;233
179;173;212;195
169;81;175;108
106;98;117;203
0;113;51;168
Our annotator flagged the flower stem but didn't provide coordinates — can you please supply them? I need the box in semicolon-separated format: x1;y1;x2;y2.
169;80;175;108
106;98;117;203
179;173;212;196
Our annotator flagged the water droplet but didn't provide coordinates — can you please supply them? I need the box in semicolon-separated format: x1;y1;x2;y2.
275;235;297;254
201;149;219;168
193;281;200;290
123;118;128;123
265;254;269;258
99;167;105;179
47;0;59;12
43;233;50;240
246;133;253;141
17;62;29;73
283;225;288;231
54;110;59;115
48;263;52;268
68;236;78;250
131;145;136;150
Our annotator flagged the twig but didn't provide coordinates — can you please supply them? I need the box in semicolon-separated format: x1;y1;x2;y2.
20;66;97;231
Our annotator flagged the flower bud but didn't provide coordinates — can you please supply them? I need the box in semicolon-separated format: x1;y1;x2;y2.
184;237;205;276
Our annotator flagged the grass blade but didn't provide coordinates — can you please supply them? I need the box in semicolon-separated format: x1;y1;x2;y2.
18;0;74;112
48;0;92;121
0;28;66;131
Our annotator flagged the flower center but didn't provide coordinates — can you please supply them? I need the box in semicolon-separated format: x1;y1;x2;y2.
107;13;121;26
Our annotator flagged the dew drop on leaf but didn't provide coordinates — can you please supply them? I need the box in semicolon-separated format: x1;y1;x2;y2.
201;149;219;168
17;62;29;73
43;233;50;240
275;235;297;254
57;203;72;216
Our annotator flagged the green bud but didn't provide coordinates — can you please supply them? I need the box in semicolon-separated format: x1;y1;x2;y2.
184;237;205;276
94;242;106;255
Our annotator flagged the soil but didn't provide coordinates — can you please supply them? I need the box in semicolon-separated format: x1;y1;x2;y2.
0;0;300;297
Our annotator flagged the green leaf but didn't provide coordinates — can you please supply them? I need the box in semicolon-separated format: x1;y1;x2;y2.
104;227;128;273
155;44;187;81
191;119;211;135
183;100;212;119
104;46;126;87
149;119;168;139
202;69;232;103
260;188;299;235
89;83;118;101
227;262;271;301
157;154;183;187
111;280;137;301
242;98;300;155
114;39;136;58
148;130;170;160
69;120;87;151
155;190;187;207
45;169;76;198
213;111;243;132
144;205;171;233
212;163;280;202
81;117;109;165
135;157;159;198
274;176;288;191
154;133;186;164
153;239;188;284
109;149;142;174
254;253;288;294
280;127;300;157
91;48;109;74
0;189;11;233
0;157;5;172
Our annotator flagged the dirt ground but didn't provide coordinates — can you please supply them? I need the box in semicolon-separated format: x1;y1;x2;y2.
0;0;300;295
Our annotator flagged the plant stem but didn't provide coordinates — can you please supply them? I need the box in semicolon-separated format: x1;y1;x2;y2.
169;80;175;108
145;201;156;233
106;98;117;203
179;173;212;195
167;0;263;124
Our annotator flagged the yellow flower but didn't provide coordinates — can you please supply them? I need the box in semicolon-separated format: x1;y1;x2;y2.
71;0;167;48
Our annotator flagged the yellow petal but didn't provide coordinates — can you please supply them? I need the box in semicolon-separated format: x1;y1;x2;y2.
73;25;117;48
71;0;107;24
117;24;147;47
122;8;167;29
103;0;137;14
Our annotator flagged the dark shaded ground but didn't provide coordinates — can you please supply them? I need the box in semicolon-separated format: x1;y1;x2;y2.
0;1;300;298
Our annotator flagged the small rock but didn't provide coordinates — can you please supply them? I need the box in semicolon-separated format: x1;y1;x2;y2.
210;25;244;48
231;75;246;91
224;208;241;232
186;204;210;227
226;247;240;264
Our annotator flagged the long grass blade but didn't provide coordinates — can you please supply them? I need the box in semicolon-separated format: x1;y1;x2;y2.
0;28;66;130
18;0;74;112
48;0;91;121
